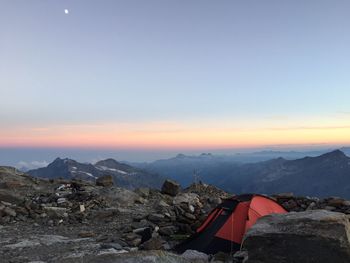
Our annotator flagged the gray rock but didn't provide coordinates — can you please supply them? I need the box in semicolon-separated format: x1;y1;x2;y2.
148;213;165;222
57;198;67;204
128;238;142;247
158;200;170;207
125;233;142;247
141;236;164;250
181;250;209;261
96;175;114;187
100;242;123;250
161;180;180;196
243;210;350;263
159;226;177;236
184;213;196;220
135;188;150;198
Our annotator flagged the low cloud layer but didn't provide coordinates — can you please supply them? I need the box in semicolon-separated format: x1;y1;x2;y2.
16;161;49;171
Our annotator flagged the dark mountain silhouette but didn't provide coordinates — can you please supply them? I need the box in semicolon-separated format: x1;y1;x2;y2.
28;158;164;189
218;150;350;197
138;150;350;198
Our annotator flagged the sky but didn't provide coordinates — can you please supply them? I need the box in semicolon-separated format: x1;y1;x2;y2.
1;1;350;164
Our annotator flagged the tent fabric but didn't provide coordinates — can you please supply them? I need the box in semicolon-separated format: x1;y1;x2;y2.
175;194;287;255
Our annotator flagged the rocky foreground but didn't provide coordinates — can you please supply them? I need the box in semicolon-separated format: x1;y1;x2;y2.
1;166;350;262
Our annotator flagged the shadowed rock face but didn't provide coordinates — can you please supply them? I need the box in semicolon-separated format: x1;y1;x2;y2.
243;210;350;263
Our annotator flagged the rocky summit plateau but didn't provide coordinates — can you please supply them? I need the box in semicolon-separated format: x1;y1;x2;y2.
1;165;350;262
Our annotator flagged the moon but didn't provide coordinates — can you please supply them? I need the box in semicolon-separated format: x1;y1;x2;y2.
64;9;69;14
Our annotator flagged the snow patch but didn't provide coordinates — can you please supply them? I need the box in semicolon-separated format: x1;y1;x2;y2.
96;166;128;175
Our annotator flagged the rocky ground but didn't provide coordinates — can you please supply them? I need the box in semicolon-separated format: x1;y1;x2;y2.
1;166;350;262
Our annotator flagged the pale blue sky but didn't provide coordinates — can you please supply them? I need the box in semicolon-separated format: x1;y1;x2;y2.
1;0;350;125
1;1;350;164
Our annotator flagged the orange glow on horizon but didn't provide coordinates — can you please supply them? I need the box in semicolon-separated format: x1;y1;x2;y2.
1;120;350;149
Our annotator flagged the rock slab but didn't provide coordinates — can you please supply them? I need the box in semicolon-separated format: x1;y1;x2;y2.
243;210;350;263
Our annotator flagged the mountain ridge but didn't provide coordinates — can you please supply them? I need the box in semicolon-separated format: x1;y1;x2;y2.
137;150;350;198
28;157;164;189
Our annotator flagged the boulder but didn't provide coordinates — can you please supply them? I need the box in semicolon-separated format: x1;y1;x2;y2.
96;175;114;187
161;180;180;196
243;210;350;263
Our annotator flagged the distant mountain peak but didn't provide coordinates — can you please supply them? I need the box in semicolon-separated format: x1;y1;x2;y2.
319;149;347;159
95;158;120;166
28;157;164;189
50;157;75;166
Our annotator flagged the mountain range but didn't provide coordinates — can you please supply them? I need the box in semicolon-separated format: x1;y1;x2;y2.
27;157;164;189
26;149;350;198
136;150;350;198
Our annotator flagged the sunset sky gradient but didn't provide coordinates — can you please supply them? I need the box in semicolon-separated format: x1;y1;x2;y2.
1;1;350;156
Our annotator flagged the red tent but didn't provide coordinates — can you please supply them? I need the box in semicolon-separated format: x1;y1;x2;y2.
176;194;287;254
